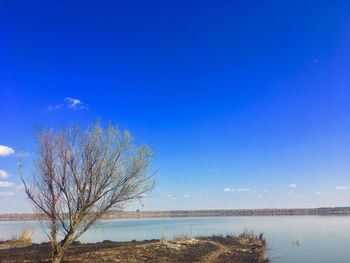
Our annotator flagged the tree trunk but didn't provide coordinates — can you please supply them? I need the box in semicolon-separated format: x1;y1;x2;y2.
52;253;64;263
51;234;74;263
52;250;64;263
51;225;57;262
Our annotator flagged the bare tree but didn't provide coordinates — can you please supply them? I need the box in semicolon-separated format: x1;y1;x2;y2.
21;123;154;263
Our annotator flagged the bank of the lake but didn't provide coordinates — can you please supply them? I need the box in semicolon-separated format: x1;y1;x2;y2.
0;234;267;263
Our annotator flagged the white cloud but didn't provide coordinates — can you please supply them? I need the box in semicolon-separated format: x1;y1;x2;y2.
257;194;263;199
183;194;192;198
165;194;176;200
0;170;9;179
315;191;322;196
0;181;15;187
0;191;15;197
288;183;297;188
65;97;88;109
65;97;82;107
223;188;234;192
47;104;63;111
238;188;251;192
0;145;15;156
48;97;88;111
16;152;29;157
335;186;349;191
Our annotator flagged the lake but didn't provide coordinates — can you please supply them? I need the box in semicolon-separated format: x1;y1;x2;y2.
1;216;350;262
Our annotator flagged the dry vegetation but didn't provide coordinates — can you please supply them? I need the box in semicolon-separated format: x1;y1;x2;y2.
0;227;33;250
0;233;268;263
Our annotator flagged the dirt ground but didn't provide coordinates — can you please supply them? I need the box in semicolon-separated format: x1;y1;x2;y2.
0;235;268;263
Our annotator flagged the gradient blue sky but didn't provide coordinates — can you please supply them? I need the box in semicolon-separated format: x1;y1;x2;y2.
1;0;350;213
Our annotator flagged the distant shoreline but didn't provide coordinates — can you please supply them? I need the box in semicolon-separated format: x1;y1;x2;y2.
1;207;350;221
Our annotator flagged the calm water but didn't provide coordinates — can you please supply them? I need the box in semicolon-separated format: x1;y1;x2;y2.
1;216;350;262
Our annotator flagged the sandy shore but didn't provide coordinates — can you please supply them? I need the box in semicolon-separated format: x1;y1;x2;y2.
0;234;268;263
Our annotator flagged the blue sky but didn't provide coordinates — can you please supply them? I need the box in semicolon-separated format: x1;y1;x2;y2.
1;0;350;213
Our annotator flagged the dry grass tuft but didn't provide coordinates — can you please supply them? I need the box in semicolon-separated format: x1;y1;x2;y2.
173;234;191;241
161;232;168;241
238;230;266;245
3;227;34;249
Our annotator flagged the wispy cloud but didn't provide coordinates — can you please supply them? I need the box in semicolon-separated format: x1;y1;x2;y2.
223;188;234;192
47;104;63;111
165;194;176;200
288;194;301;200
16;152;29;157
287;184;297;198
48;97;88;111
0;145;15;156
0;191;15;197
65;97;87;109
0;181;15;187
335;186;349;191
237;188;251;192
315;191;322;196
15;184;25;190
0;170;9;179
0;191;16;197
183;194;192;198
